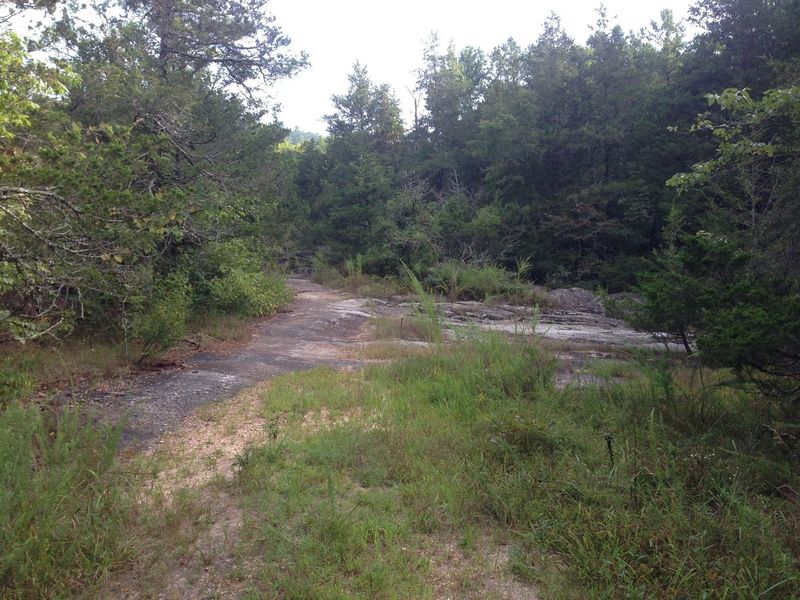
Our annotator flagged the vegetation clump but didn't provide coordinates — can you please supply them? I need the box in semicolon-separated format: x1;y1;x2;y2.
0;405;128;597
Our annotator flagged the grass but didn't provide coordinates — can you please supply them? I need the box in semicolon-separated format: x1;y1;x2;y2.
0;341;133;405
311;254;405;300
350;340;436;361
3;329;799;597
310;256;549;307
403;265;443;343
228;337;800;598
0;312;259;409
0;405;131;598
424;260;547;305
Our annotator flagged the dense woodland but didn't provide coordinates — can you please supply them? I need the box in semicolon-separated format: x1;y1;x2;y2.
1;0;799;395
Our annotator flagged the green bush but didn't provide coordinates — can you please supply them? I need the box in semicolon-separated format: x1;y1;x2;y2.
0;404;129;597
187;239;290;317
210;270;291;316
131;272;191;360
424;261;537;303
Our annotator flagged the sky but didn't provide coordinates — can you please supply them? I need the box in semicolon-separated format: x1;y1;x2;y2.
267;0;699;133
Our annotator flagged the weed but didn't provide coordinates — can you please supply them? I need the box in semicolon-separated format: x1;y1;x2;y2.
0;405;130;597
402;263;443;343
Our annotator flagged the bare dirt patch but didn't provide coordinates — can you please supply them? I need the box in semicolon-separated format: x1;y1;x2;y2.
423;530;539;600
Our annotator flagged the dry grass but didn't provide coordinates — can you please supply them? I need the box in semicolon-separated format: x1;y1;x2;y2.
348;340;436;360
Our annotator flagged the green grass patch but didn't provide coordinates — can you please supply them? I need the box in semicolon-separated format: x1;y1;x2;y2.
236;336;799;598
424;260;546;304
0;405;131;597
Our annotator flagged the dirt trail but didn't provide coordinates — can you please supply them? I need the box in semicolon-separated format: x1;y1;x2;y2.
97;279;371;449
94;279;677;449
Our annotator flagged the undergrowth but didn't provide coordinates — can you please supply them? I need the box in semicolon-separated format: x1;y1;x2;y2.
424;260;546;304
310;255;548;306
3;333;798;597
0;274;290;405
311;253;405;299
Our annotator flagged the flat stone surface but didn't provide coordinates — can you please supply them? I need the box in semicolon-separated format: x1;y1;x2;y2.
93;279;371;449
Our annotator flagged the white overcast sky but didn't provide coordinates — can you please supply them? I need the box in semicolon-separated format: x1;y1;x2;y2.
268;0;699;133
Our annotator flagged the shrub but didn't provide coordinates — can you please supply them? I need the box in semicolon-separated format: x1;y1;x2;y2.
210;270;291;316
185;239;291;317
425;261;539;303
131;272;191;360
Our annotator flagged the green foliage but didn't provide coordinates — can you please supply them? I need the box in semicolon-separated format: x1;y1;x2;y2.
403;264;442;343
0;0;304;346
425;261;537;303
188;240;291;317
131;272;191;360
210;271;290;317
0;405;129;596
0;32;72;138
639;85;800;394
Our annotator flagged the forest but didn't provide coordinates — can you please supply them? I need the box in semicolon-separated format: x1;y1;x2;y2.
1;0;798;389
2;0;800;597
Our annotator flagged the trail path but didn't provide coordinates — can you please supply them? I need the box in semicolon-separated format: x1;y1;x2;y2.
96;279;677;449
95;279;673;598
98;279;371;449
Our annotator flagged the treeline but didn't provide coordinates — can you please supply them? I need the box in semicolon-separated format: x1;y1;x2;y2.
1;0;799;396
1;0;305;355
289;1;800;396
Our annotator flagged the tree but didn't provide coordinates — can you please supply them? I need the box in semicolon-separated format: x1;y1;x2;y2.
686;0;800;93
121;0;307;99
325;62;404;157
638;86;800;396
0;0;305;343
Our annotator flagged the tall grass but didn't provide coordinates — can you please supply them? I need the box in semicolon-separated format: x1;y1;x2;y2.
0;405;130;597
311;254;404;299
402;263;442;343
425;260;545;304
236;336;799;598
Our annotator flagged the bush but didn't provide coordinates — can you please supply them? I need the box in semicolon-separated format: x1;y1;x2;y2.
210;270;291;316
131;272;191;360
424;261;538;303
188;239;291;317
